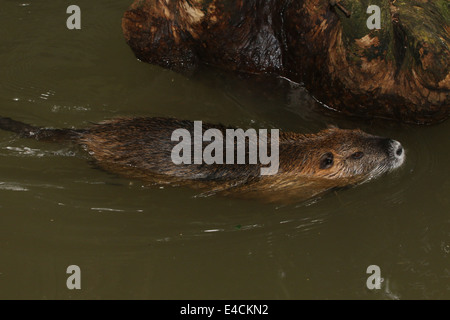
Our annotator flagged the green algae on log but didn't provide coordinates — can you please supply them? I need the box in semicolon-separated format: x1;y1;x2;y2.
122;0;449;124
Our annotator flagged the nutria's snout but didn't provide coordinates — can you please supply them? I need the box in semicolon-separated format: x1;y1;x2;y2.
379;138;405;170
357;136;405;179
389;139;405;168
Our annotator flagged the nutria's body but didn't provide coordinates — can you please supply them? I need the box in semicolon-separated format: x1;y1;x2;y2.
0;116;405;203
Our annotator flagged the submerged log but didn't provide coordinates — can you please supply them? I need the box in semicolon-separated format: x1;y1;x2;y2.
122;0;449;124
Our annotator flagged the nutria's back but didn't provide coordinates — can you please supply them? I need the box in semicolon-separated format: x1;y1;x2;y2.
79;118;262;188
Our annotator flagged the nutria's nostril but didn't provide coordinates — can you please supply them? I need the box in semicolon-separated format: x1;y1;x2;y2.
389;140;404;160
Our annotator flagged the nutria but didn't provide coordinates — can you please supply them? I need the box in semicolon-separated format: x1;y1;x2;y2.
0;116;405;203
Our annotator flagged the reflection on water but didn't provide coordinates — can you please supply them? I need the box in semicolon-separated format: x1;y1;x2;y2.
0;0;448;299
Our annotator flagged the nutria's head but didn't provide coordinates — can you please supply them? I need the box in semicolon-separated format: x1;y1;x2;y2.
286;128;405;183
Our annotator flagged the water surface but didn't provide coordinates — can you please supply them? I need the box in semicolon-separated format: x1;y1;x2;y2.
0;1;448;299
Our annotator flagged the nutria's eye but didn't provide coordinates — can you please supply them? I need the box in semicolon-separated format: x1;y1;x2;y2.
319;152;334;169
351;151;364;160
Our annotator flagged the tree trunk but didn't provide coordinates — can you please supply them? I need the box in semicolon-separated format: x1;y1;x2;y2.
122;0;449;124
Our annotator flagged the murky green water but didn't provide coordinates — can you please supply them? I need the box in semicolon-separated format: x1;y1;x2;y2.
0;1;448;300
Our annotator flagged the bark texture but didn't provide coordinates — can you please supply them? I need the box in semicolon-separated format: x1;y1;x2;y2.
122;0;449;124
